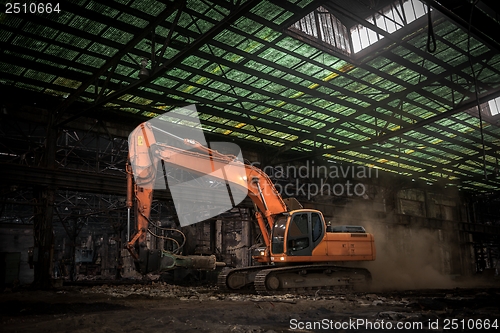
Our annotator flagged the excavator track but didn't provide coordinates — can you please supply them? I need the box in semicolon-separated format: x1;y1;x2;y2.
254;265;372;296
217;266;268;292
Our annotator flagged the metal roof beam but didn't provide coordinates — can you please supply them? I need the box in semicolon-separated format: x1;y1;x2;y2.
172;6;496;152
114;58;496;175
70;3;500;171
136;69;461;172
241;9;499;153
53;1;186;119
321;88;500;154
56;0;261;128
110;100;290;145
0;25;114;75
323;2;494;99
148;23;498;166
421;0;500;53
1;63;490;187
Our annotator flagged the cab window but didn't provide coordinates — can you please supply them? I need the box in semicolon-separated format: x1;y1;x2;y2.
271;216;287;254
287;213;309;251
311;213;323;242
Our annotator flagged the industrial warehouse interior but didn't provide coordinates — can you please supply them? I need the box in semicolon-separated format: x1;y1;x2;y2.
0;0;499;332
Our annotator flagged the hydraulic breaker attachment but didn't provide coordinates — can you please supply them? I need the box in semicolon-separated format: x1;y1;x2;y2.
137;249;225;273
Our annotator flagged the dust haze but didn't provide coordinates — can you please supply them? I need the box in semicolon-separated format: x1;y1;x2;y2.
361;218;456;291
333;200;489;291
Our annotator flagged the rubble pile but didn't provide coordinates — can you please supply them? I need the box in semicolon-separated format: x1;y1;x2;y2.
78;283;421;308
78;283;305;302
79;282;218;299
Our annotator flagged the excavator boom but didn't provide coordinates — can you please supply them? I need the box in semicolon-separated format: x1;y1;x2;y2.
128;122;291;251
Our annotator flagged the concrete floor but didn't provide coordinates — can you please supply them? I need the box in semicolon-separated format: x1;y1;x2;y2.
1;282;499;332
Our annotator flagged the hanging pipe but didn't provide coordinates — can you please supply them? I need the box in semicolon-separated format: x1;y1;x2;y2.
126;162;134;242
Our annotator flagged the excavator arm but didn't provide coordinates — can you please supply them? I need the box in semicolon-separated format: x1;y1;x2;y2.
126;121;290;271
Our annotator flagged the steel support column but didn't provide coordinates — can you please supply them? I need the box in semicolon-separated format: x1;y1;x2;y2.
32;115;58;289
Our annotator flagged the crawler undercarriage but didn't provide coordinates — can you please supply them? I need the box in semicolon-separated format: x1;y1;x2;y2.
218;265;372;295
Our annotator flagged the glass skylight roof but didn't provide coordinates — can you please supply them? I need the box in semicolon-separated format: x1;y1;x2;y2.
0;0;499;191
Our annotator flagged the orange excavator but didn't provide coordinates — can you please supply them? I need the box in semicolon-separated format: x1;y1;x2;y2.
126;120;375;294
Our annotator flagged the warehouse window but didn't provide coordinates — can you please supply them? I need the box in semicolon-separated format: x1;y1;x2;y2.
288;0;429;58
288;6;352;55
350;0;429;53
464;97;500;123
488;96;500;116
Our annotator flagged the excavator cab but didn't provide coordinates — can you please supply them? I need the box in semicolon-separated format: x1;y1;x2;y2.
265;209;375;265
270;209;325;259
